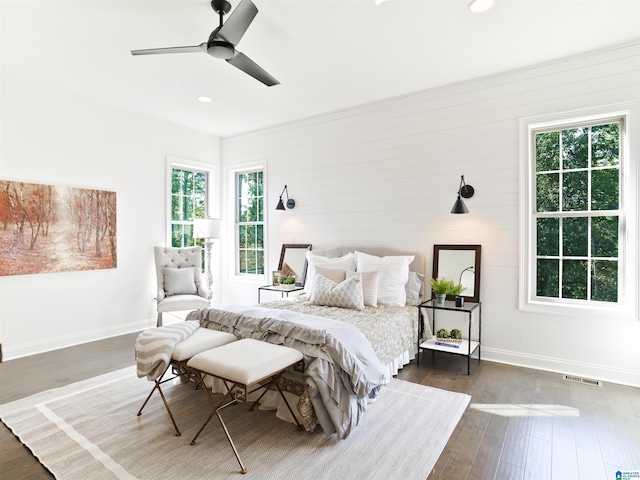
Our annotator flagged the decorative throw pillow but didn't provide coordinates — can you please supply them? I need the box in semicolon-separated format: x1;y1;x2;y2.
163;267;197;296
405;271;425;305
355;251;414;306
347;270;379;307
310;273;365;310
304;251;357;297
315;266;347;285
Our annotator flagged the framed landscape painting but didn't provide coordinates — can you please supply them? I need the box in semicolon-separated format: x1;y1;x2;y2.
0;180;117;276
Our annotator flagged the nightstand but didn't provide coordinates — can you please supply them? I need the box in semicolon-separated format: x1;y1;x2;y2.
417;298;481;374
258;284;304;303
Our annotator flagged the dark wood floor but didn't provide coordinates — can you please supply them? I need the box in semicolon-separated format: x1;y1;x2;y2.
1;334;639;480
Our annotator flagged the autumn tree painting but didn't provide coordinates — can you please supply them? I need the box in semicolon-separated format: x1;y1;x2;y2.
0;180;117;276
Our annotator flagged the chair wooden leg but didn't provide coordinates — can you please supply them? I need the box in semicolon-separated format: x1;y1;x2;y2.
157;312;163;327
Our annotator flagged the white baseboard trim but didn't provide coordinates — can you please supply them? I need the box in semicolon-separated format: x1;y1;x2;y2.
482;346;640;388
2;318;155;362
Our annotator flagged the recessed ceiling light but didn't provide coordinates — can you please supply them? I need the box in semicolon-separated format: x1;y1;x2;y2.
197;96;212;103
469;0;496;13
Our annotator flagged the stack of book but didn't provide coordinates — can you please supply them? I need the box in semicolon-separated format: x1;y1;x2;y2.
434;337;463;348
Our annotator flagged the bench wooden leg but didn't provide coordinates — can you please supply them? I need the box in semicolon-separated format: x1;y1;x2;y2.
190;371;247;474
136;367;181;436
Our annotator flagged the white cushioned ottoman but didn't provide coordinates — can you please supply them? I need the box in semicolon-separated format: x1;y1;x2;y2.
187;338;303;385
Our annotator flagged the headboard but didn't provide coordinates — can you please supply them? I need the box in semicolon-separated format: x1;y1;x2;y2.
310;247;426;277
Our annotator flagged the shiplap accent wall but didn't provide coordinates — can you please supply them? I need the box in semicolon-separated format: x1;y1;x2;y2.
220;42;640;387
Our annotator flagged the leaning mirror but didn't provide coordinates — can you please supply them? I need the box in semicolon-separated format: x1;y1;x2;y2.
278;244;312;286
432;244;482;303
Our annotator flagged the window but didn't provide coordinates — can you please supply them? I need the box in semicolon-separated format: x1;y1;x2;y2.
520;104;637;318
236;169;264;276
170;167;207;248
166;157;216;255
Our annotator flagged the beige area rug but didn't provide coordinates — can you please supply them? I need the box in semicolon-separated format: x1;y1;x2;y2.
0;366;470;480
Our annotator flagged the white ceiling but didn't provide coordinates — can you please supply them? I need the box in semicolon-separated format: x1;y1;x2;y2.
2;0;640;137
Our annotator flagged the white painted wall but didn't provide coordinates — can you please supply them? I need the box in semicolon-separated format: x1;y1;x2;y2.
221;43;640;387
0;73;220;359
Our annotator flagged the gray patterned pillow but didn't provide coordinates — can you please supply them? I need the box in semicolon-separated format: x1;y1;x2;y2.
310;272;365;310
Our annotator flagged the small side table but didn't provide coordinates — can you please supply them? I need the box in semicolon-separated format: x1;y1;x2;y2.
258;284;304;303
416;299;481;374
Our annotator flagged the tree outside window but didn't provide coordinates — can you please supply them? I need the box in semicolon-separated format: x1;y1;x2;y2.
171;167;207;248
534;122;620;303
236;170;264;275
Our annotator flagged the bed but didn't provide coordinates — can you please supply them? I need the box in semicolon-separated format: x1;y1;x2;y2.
187;247;427;439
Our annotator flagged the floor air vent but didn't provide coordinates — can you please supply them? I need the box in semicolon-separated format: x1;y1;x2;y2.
563;374;603;387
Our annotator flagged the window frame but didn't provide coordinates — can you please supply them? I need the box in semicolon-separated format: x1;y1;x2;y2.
227;161;267;284
519;103;638;320
165;156;218;248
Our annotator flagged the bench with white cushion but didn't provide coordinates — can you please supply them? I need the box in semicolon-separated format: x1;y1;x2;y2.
187;338;304;474
137;327;237;436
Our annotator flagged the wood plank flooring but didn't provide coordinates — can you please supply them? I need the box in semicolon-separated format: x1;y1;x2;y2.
1;334;639;480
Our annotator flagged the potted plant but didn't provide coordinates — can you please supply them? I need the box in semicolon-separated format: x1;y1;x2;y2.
430;277;454;305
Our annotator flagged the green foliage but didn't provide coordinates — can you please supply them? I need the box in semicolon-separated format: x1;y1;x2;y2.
430;277;465;295
449;283;467;296
436;328;449;338
430;277;454;294
278;275;296;285
450;329;463;339
534;122;620;303
237;170;265;275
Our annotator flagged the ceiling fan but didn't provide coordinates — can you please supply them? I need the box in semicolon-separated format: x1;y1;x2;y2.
131;0;279;87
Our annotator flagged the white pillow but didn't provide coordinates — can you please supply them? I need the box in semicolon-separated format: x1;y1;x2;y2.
355;251;414;306
405;271;425;305
163;267;197;296
310;273;365;310
304;251;357;296
347;270;379;307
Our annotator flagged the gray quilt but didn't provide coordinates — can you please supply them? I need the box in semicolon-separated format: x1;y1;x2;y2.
186;305;387;440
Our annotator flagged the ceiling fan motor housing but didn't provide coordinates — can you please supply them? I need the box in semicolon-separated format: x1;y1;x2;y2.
208;39;235;59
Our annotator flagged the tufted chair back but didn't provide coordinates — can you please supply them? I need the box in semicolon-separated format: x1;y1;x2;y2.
153;246;210;326
154;246;207;302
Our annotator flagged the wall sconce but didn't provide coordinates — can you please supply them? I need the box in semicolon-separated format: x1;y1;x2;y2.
451;175;474;214
275;185;295;211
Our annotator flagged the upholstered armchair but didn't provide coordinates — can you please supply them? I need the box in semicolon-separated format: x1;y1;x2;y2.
154;246;210;327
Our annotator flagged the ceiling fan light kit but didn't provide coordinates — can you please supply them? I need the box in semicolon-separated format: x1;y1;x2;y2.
131;0;279;86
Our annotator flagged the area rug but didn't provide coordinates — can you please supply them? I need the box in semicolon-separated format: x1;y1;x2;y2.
0;366;470;480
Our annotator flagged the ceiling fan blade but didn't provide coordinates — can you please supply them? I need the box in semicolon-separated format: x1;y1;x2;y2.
131;43;207;55
217;0;258;45
226;51;279;86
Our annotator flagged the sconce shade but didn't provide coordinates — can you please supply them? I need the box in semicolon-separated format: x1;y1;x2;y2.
451;175;474;214
193;218;221;239
276;185;295;211
451;197;469;214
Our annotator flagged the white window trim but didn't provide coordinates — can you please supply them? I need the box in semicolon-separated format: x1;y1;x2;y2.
226;160;267;285
165;156;218;246
518;103;639;320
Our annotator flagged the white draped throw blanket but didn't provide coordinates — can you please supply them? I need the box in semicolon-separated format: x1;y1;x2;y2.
135;320;199;380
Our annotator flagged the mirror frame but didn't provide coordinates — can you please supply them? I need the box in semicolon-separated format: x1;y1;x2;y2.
278;244;312;286
432;244;482;303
